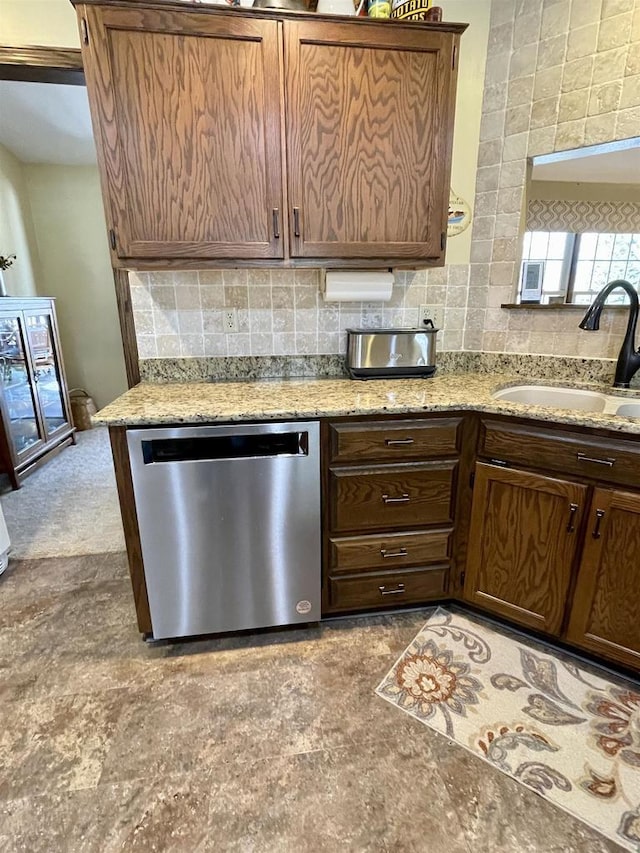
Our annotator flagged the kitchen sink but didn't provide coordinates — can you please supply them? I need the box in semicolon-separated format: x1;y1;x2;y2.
493;384;640;418
615;402;640;418
492;385;608;412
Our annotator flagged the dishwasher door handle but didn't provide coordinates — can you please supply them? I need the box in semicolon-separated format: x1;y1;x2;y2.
142;431;309;463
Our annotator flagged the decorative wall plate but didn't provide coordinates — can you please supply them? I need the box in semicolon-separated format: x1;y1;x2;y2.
448;190;471;237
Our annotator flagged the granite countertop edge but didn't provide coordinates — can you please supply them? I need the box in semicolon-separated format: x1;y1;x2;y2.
93;372;640;437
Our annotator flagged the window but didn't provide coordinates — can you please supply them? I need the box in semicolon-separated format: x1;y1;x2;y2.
519;231;640;305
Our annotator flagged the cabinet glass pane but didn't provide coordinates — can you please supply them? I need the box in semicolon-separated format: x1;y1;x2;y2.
25;314;68;435
0;316;42;454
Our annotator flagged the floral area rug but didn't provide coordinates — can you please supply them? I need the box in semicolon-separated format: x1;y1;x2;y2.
376;608;640;851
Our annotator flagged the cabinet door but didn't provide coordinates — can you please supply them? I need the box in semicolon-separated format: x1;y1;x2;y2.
23;308;72;442
284;20;458;260
567;489;640;670
82;7;284;260
463;463;588;635
0;313;45;463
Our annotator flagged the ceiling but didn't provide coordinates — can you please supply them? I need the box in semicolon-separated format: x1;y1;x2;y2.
0;80;97;166
532;140;640;184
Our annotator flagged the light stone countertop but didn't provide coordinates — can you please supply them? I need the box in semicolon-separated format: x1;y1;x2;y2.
94;373;640;436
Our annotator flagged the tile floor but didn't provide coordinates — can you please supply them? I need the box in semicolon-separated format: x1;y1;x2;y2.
0;552;625;852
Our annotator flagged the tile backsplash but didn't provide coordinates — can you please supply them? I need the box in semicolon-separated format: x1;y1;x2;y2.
130;265;628;362
129;266;470;359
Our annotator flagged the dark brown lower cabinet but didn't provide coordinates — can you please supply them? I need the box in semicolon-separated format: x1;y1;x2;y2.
463;463;588;636
566;488;640;670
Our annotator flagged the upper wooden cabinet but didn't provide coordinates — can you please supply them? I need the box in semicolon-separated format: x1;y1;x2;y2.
80;7;284;261
74;2;466;268
284;20;457;261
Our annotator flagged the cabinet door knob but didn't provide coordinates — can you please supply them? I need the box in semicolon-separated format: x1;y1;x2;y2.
566;502;579;533
382;493;410;504
592;508;605;539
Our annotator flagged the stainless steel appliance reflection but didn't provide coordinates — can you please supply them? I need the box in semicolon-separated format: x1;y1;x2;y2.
346;327;438;379
127;421;321;640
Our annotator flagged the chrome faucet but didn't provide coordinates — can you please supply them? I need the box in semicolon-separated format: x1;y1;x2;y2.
579;279;640;388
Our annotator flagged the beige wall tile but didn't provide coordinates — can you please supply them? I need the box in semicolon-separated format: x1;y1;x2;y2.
620;73;640;107
554;117;586;149
615;105;640;136
558;88;589;121
562;55;595;91
567;23;600;60
510;43;538;78
504;104;531;135
541;0;571;40
508;76;534;107
537;34;568;71
587;80;623;114
597;12;633;51
570;0;603;29
592;46;629;83
482;330;507;351
531;95;560;127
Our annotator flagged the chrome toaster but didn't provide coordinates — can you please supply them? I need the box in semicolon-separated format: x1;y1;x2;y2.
346;325;438;379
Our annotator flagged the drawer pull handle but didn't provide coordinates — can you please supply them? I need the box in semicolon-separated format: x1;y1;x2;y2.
379;583;406;596
272;208;280;239
592;508;605;539
380;547;408;559
382;493;410;504
576;452;615;467
385;438;414;446
566;502;579;533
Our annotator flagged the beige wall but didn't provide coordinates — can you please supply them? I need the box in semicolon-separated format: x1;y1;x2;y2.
24;165;127;408
0;0;79;47
440;0;492;265
0;143;40;298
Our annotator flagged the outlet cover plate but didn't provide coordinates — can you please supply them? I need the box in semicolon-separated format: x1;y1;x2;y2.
419;305;444;329
224;308;238;333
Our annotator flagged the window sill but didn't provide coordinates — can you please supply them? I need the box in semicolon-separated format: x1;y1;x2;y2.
501;303;628;310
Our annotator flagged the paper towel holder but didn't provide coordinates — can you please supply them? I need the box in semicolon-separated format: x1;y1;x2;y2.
320;268;395;303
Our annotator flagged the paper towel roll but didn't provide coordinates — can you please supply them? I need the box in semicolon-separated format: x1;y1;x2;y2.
323;271;394;302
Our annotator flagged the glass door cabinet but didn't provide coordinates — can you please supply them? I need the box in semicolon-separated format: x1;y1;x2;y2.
0;299;75;488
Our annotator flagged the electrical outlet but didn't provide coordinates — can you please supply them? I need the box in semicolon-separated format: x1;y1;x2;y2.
419;305;444;329
224;308;238;333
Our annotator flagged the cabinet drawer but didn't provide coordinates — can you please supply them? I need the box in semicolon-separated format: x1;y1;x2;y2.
328;418;461;464
329;529;452;574
329;567;446;611
480;419;640;489
329;461;456;533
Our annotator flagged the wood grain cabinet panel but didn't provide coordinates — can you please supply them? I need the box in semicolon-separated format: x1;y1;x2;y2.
463;463;588;636
329;528;452;574
480;419;640;489
329;461;457;534
328;418;461;464
285;20;458;260
81;7;284;260
566;489;640;670
329;566;446;611
77;4;465;266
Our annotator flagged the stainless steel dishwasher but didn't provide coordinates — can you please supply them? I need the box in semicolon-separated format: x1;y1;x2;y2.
126;421;321;640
